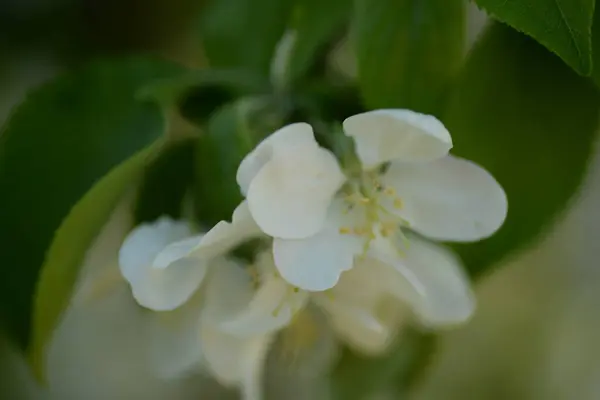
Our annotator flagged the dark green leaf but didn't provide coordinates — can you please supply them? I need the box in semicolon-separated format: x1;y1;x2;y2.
134;139;197;224
444;23;600;277
285;0;351;84
590;0;600;87
139;68;269;109
475;0;595;75
194;97;287;227
198;0;296;76
353;0;465;115
0;58;180;379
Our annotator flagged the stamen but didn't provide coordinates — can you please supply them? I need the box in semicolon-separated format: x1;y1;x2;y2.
339;227;352;234
393;198;403;209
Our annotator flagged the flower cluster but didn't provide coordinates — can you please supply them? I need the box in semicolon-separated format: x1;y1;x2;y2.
118;109;507;399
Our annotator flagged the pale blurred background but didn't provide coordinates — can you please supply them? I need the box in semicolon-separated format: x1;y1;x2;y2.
3;3;600;400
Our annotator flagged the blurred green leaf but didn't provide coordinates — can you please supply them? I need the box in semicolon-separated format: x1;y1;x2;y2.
590;0;600;87
140;68;269;107
353;0;465;115
445;23;600;277
199;0;296;76
331;329;436;400
285;0;351;84
194;97;287;226
0;58;180;380
134;139;197;224
475;0;595;75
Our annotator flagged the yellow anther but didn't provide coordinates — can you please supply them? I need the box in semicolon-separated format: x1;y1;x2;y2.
393;198;403;209
384;187;396;196
339;227;352;234
247;266;261;288
353;227;368;235
358;197;371;205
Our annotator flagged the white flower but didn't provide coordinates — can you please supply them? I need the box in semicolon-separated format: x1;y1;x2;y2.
216;242;473;356
118;203;263;311
218;109;507;293
118;217;273;400
118;217;207;311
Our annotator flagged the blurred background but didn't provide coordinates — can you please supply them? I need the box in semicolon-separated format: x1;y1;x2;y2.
1;1;600;399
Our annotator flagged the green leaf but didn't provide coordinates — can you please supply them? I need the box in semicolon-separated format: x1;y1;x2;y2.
353;0;465;115
0;58;181;379
199;0;296;76
194;97;286;227
134;139;197;224
285;0;351;84
475;0;595;75
331;329;435;400
139;68;269;107
590;0;600;87
444;23;600;277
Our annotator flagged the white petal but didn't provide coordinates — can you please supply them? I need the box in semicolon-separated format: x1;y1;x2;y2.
145;292;203;378
247;146;345;239
200;323;272;390
370;235;475;327
153;235;202;268
239;334;273;400
272;200;363;291
128;256;208;311
383;155;508;242
315;263;406;355
118;217;192;283
202;258;255;319
118;218;206;311
220;276;308;337
237;123;318;195
200;262;274;390
343;109;452;168
191;201;263;259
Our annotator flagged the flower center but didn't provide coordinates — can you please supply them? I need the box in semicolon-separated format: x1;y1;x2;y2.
338;172;410;255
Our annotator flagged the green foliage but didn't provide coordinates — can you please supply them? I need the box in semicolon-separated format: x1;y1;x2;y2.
475;0;595;75
0;58;180;379
444;22;600;277
285;0;351;84
590;0;600;87
198;0;296;76
352;0;465;115
134;139;197;224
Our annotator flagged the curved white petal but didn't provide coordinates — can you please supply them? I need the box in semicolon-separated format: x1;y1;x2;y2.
200;323;272;391
118;217;192;283
153;236;203;268
145;292;204;378
220;276;308;337
370;235;475;327
200;261;274;392
383;155;508;242
128;257;208;311
247;146;345;239
118;218;206;311
191;201;263;260
237;123;318;195
315;262;406;355
239;334;273;400
272;200;363;291
343;109;452;168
